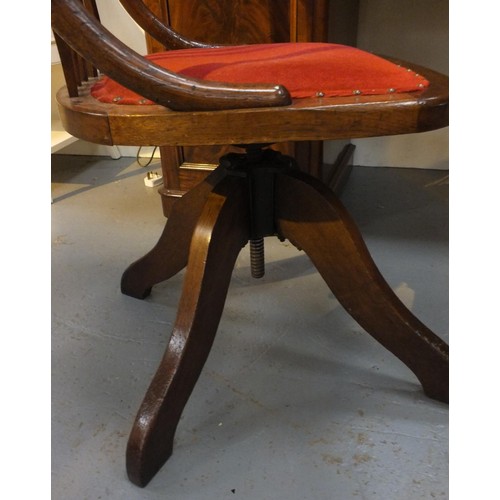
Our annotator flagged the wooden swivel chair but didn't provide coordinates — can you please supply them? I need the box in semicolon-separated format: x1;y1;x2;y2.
52;0;449;487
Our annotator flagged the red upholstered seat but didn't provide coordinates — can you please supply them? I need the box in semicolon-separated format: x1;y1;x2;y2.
91;42;429;105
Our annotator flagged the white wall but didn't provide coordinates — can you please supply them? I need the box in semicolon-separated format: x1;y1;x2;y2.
352;0;449;169
94;0;146;53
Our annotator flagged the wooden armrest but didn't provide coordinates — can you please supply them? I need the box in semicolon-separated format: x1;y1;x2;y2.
51;0;291;111
118;0;218;50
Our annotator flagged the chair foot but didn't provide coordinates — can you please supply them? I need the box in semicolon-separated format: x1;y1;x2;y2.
275;170;449;403
121;167;226;299
126;175;250;487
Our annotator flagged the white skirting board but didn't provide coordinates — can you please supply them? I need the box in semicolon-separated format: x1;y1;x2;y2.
51;139;161;160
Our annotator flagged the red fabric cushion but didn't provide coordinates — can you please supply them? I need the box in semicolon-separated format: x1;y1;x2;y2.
91;42;429;105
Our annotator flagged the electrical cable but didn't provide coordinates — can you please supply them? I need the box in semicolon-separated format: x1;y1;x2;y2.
136;146;158;168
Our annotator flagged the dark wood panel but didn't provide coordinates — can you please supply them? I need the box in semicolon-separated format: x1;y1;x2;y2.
167;0;291;44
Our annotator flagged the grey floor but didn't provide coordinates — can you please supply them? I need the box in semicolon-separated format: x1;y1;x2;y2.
51;154;449;499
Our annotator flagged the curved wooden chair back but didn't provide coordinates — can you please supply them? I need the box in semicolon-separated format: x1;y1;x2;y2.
52;0;290;111
52;0;100;98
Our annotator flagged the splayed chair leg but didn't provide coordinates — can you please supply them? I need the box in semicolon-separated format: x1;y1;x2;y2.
126;175;250;487
275;170;448;403
121;166;226;299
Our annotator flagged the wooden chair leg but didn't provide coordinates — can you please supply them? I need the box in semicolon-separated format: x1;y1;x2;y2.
274;170;449;403
126;174;250;487
121;166;226;299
